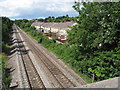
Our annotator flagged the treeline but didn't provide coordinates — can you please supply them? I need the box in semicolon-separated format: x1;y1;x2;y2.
2;17;13;53
1;17;13;89
37;15;75;22
15;2;120;82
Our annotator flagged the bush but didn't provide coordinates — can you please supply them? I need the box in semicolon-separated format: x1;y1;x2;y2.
0;54;11;89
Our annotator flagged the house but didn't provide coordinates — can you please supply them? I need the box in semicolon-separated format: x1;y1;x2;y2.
32;21;77;43
41;22;54;34
51;22;76;40
31;22;44;32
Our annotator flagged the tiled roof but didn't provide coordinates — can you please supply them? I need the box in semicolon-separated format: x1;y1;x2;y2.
42;22;54;28
32;22;76;30
51;22;75;30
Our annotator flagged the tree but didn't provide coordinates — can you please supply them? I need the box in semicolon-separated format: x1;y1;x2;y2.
67;2;120;81
68;2;120;51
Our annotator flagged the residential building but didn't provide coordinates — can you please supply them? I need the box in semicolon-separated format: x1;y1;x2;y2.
32;21;77;43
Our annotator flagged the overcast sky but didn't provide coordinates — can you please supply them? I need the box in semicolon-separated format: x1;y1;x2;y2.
0;0;79;19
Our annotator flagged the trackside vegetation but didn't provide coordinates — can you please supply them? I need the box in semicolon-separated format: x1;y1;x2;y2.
1;17;13;89
15;2;120;83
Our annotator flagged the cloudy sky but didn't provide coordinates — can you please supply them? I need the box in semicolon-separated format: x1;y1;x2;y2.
0;0;78;19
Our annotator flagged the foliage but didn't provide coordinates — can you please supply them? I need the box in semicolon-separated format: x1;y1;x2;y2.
1;17;13;89
68;2;120;81
69;2;120;51
0;54;11;89
2;17;13;54
2;17;13;44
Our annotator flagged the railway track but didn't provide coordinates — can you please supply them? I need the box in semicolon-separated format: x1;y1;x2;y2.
17;25;77;88
14;24;45;89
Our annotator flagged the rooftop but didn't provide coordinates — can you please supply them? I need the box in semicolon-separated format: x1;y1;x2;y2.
32;22;76;30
